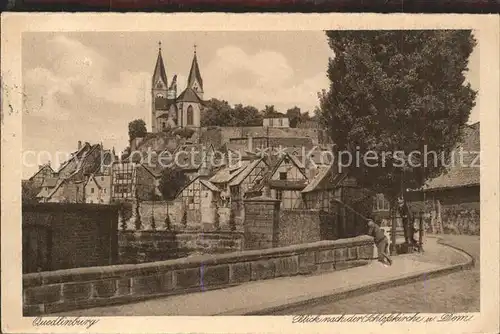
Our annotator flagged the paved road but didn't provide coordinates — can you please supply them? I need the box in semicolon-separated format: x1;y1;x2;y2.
271;234;480;315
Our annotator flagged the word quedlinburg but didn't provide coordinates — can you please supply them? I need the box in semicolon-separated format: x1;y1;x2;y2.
292;313;475;325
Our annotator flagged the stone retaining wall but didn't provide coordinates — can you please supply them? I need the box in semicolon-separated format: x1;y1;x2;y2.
23;235;374;316
118;231;244;263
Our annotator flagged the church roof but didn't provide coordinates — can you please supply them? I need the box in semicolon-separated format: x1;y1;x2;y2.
188;52;203;91
153;46;168;86
177;87;203;104
155;97;177;111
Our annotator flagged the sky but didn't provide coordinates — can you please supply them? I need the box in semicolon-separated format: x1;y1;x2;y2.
22;31;480;179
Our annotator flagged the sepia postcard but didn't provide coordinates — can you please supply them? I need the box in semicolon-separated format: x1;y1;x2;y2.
1;13;499;334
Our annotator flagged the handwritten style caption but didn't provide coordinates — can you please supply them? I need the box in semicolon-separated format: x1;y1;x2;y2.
32;316;99;329
292;313;474;325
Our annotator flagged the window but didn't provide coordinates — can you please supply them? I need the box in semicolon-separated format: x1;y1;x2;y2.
279;172;287;180
91;188;94;194
373;194;390;212
187;105;194;125
117;172;132;180
276;190;283;200
103;188;106;194
189;197;194;204
278;118;283;127
162;122;166;129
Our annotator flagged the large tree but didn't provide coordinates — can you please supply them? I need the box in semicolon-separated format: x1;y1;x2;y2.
286;106;301;128
128;119;147;141
201;98;233;126
318;30;477;203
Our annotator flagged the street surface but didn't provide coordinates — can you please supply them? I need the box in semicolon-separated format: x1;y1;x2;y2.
271;235;480;314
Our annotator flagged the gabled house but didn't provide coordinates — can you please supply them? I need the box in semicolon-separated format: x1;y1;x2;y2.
28;163;55;189
37;142;115;203
301;163;373;238
45;178;86;203
246;152;308;209
172;142;217;179
84;173;112;204
228;157;268;226
407;122;480;235
209;160;250;207
111;161;157;202
35;177;59;203
176;175;222;227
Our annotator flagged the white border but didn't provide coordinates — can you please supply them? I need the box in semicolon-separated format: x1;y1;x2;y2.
1;13;499;334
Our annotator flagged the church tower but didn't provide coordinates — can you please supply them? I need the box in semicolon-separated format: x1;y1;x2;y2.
151;42;168;133
187;45;204;99
176;45;204;128
151;42;180;133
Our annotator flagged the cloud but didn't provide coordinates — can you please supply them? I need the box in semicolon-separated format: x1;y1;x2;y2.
23;35;151;120
203;46;328;112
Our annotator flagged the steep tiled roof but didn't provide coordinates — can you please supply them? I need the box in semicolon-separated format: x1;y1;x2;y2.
40;177;58;188
302;164;346;193
56;142;91;173
28;164;55;181
200;179;221;192
229;158;265;187
422;123;480;191
209;161;249;184
153;48;168;86
177;87;203;104
188;53;203;91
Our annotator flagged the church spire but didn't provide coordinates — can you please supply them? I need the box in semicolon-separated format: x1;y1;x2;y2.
152;41;168;87
187;44;203;93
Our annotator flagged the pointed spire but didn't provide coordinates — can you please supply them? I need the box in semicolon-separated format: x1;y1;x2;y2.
187;44;203;92
152;41;168;87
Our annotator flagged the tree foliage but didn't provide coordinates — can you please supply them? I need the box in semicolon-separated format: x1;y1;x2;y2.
158;168;189;201
172;127;195;139
22;181;39;204
200;99;320;128
128;119;147;141
201;98;264;127
318;30;477;201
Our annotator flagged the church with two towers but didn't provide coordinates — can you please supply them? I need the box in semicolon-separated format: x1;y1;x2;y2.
151;42;205;133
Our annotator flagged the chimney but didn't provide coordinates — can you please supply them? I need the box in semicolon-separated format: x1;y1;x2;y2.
78;141;82;150
247;135;253;153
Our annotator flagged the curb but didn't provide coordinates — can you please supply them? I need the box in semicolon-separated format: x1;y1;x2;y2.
231;238;474;315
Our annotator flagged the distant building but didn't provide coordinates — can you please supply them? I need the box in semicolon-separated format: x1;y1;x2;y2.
247;152;308;209
407;122;480;234
111;162;156;202
151;42;205;132
45;178;86;203
28;163;55;189
84;174;112;204
176;176;222;228
228;158;268;227
35;177;59;203
263;117;290;128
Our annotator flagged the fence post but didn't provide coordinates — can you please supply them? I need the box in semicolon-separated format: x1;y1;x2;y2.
391;213;397;255
419;212;424;252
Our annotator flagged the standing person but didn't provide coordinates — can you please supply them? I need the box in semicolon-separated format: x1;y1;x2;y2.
397;196;417;246
367;220;392;266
